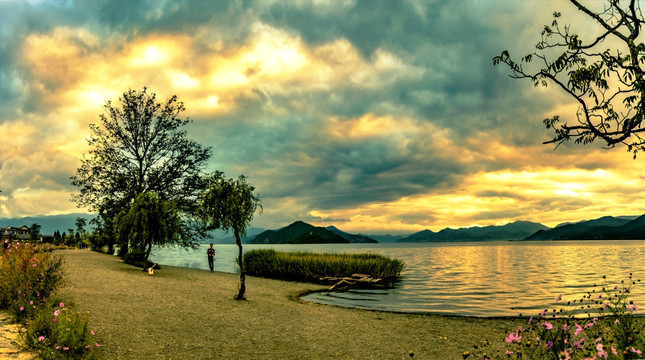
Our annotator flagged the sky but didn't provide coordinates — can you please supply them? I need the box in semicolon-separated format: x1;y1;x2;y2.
1;0;644;235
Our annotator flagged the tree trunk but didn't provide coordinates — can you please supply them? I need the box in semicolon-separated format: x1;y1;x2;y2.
234;229;246;300
143;241;153;268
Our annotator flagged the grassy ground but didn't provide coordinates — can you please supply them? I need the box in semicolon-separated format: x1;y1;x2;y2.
56;249;522;360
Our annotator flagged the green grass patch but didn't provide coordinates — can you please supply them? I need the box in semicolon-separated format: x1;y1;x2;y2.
243;249;404;283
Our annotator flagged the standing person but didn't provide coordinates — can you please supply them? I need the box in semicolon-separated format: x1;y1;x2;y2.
207;243;215;271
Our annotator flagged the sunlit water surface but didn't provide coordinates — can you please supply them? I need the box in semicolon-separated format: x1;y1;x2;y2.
150;240;645;317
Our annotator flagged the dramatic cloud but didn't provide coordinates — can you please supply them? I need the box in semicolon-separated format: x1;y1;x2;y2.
1;0;643;234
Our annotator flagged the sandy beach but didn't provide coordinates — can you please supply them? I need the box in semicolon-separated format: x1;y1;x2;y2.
56;249;522;359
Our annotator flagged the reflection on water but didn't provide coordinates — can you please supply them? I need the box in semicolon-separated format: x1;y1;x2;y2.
150;240;645;317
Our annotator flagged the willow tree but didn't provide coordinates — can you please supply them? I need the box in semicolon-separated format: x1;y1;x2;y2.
494;0;644;157
197;173;262;300
71;88;211;259
113;192;185;266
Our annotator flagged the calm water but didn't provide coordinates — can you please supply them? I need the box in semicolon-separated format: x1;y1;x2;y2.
150;240;645;317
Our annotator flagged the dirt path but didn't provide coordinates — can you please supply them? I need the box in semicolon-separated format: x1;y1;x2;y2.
57;249;521;359
0;311;36;360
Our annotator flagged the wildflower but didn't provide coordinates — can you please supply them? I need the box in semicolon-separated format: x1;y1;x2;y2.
63;347;69;351
561;350;570;360
505;332;521;343
539;309;548;316
631;347;642;355
29;301;33;305
546;341;553;349
556;294;562;303
91;330;95;336
611;347;617;355
627;304;639;312
505;350;513;355
59;302;65;308
53;310;60;316
562;324;570;331
542;322;553;330
95;343;101;347
52;318;58;323
38;336;45;342
527;316;533;324
574;323;583;336
19;306;24;311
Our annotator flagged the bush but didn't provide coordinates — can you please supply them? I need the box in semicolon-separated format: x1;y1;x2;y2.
243;249;404;282
0;242;65;322
1;241;101;358
471;274;644;359
20;301;99;360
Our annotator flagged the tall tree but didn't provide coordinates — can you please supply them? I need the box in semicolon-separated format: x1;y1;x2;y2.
113;192;185;266
197;173;262;300
29;223;41;241
75;217;87;235
494;0;644;157
71;87;212;257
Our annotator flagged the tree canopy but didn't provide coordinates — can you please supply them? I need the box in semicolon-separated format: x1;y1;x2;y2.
71;88;212;259
494;0;644;157
114;192;185;265
197;172;262;300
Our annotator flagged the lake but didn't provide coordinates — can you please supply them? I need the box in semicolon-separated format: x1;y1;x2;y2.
149;240;645;317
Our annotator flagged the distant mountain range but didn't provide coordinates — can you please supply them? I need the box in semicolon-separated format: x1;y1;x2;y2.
0;213;93;235
397;221;548;242
524;215;645;240
3;213;643;244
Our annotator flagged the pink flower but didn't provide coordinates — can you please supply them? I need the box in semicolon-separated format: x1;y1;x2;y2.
505;332;522;343
543;322;553;330
95;343;101;347
556;294;562;302
631;347;642;355
611;346;618;355
627;304;639;313
38;336;44;342
19;306;24;311
63;347;69;351
575;323;583;335
53;310;60;316
546;341;554;349
29;301;33;305
91;330;95;336
505;350;513;355
52;318;58;323
562;350;570;360
539;309;548;316
562;324;570;331
59;302;65;308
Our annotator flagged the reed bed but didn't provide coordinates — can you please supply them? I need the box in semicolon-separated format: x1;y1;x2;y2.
243;249;404;283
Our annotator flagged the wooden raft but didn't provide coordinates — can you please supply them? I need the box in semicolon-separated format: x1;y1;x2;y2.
320;273;383;291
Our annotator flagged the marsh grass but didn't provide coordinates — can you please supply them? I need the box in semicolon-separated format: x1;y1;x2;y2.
243;249;404;283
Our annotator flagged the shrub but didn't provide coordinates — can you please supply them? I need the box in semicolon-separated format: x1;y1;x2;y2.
20;301;99;360
243;249;404;282
1;241;101;358
0;242;65;322
471;274;644;359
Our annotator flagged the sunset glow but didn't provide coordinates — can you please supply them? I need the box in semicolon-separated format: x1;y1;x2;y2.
1;0;643;234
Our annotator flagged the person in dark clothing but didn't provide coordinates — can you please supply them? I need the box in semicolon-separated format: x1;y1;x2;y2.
207;243;215;271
